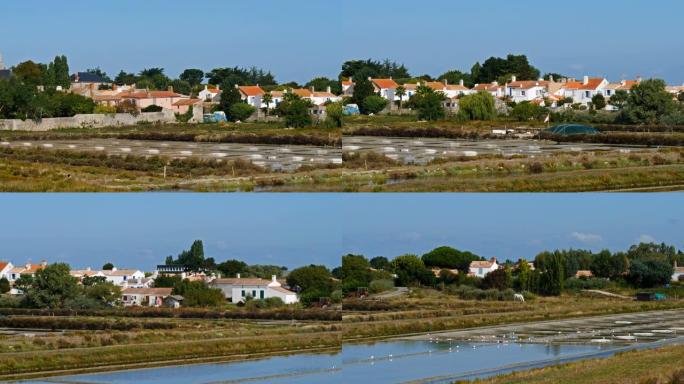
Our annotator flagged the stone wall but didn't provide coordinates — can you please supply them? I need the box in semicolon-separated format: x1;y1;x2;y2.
0;105;203;131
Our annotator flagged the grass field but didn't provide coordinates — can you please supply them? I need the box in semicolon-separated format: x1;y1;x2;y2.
465;344;684;384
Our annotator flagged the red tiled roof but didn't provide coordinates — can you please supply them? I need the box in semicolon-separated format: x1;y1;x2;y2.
292;88;313;98
473;83;501;92
425;81;446;90
172;98;201;106
508;80;549;89
470;260;495;269
119;91;182;99
0;262;8;271
371;78;398;89
239;86;265;97
122;287;173;295
213;278;272;286
564;78;605;91
575;270;594;278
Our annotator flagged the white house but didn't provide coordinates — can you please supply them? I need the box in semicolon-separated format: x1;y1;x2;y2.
70;268;106;281
469;258;499;278
198;84;221;103
561;76;609;105
121;287;172;307
101;268;145;286
0;261;13;281
238;85;265;109
472;82;505;98
211;274;298;304
673;261;684;282
370;78;399;101
507;76;549;102
8;261;47;282
425;80;472;98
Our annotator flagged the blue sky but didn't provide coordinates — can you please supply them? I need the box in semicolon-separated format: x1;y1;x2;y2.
0;194;342;271
0;194;682;270
340;194;684;262
2;0;683;84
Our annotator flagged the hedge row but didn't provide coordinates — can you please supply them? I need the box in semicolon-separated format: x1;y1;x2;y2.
541;132;684;146
0;307;341;321
0;316;175;331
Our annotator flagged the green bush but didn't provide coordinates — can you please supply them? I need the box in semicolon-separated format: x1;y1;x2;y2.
363;95;389;115
457;91;496;121
369;279;395;294
229;103;256;122
141;104;163;112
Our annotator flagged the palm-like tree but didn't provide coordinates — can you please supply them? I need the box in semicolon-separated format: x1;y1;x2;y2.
395;85;406;111
262;92;273;116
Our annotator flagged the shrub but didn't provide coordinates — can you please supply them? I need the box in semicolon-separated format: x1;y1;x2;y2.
141;104;163;112
457;91;496;121
369;279;395;294
94;105;117;114
528;162;544;174
229;103;256;122
363;95;388;115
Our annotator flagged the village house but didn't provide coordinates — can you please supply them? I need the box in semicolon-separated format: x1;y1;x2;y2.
506;76;550;102
666;84;684;98
673;261;684;282
101;268;146;286
8;261;47;282
117;88;187;110
121;287;173;307
211;274;298;304
469;258;499;278
575;270;594;279
70;268;106;281
342;78;354;96
198;84;221;103
171;98;203;114
70;72;111;96
238;85;265;109
472;82;505;98
560;76;609;105
424;80;472;99
0;261;13;281
370;78;399;101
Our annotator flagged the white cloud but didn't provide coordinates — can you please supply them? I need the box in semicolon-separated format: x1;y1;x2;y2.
636;234;656;244
571;232;603;244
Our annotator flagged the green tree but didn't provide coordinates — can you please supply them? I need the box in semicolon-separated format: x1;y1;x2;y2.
457;91;496;121
341;254;372;287
339;59;410;80
277;93;313;128
482;267;512;290
229;102;255;121
609;90;629;109
362;95;388;114
53;55;70;89
13;60;45;85
173;280;224;307
395;85;406;110
511;101;546;121
286;265;332;295
13;275;34;294
23;263;79;308
326;101;343;128
219;85;243;115
678;92;684;103
391;254;428;287
246;264;287;279
370;256;391;271
102;262;114;270
590;250;613;278
536;252;564;296
351;76;375;112
84;282;121;306
305;77;342;95
475;54;540;84
620;79;675;124
0;277;9;294
114;70;138;85
217;259;248;278
141;104;163;112
413;87;447;121
179;69;204;87
438;70;472;88
627;259;673;288
421;246;481;272
81;275;107;287
166;240;211;271
262;92;273;116
516;259;532;292
591;93;607;110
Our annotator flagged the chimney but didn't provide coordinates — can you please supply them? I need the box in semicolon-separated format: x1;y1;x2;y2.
310;86;315;93
112;267;117;272
271;275;277;283
349;76;353;82
40;260;47;267
459;79;464;87
168;85;173;93
368;76;372;81
216;84;220;91
204;85;208;91
236;273;241;279
234;84;239;89
511;75;517;82
583;76;589;85
326;86;331;93
549;75;555;83
444;79;448;85
636;76;643;83
25;263;31;269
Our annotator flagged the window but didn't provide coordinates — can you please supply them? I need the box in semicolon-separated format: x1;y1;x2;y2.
585;91;591;98
521;91;526;96
252;290;257;298
260;290;264;299
479;268;483;275
241;290;245;297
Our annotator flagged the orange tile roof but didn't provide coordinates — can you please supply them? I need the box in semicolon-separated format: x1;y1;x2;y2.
564;78;605;91
0;262;9;271
119;91;182;99
508;80;549;89
446;84;469;91
172;98;201;106
92;94;122;101
371;78;398;89
292;88;313;98
213;278;273;286
239;86;265;97
473;83;501;92
122;287;173;296
313;91;336;98
425;81;446;90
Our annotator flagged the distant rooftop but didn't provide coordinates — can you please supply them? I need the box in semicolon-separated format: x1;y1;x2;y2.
70;72;109;84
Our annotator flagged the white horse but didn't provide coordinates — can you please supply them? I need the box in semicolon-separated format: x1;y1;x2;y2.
513;293;525;302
